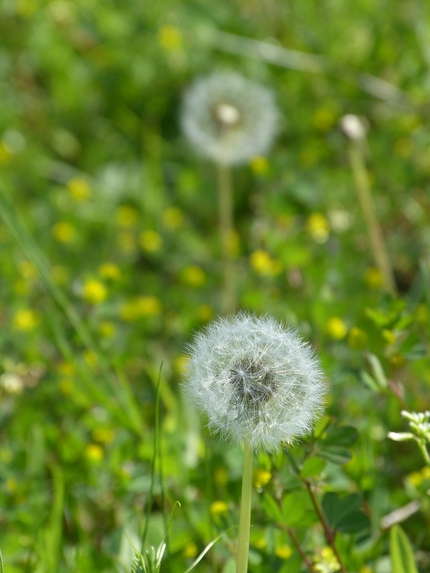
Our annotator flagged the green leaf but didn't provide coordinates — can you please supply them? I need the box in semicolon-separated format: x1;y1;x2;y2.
322;492;366;533
281;491;317;527
300;456;326;478
262;494;282;522
390;525;419;573
367;354;388;389
318;445;352;465
322;425;359;447
336;511;370;533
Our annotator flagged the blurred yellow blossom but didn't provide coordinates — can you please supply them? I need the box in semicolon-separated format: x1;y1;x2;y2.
173;354;189;375
348;327;368;350
85;443;104;462
314;547;339;573
364;266;383;288
17;260;37;280
52;221;76;244
182;541;198;559
213;467;229;487
83;279;107;304
252;537;267;550
306;213;330;243
181;265;206;287
99;262;121;280
390;354;405;368
59;379;73;395
250;250;283;276
407;466;430;487
121;296;162;321
313;107;337;131
415;303;428;325
275;545;293;559
326;317;347;340
98;321;116;338
227;229;240;256
0;142;12;165
197;304;213;322
359;566;374;573
250;155;269;175
6;478;18;494
92;428;115;444
382;329;396;345
210;501;229;516
163;207;183;229
14;279;30;296
158;25;183;50
115;205;139;227
58;361;75;376
84;351;98;368
67;177;91;201
253;468;272;488
140;230;162;252
12;309;40;331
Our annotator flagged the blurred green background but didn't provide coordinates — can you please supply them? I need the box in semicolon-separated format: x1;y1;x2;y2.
1;1;430;572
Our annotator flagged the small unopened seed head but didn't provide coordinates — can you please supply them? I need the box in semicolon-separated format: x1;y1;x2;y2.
340;114;367;141
214;103;241;127
183;312;326;451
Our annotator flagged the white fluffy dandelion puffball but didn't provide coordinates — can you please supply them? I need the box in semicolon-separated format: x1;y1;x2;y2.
184;313;326;452
181;71;278;165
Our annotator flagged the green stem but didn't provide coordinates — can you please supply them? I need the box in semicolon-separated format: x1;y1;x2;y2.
217;162;235;315
416;439;430;467
236;442;254;573
348;143;397;298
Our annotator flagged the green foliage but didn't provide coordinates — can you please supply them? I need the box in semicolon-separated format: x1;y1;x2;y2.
390;525;419;573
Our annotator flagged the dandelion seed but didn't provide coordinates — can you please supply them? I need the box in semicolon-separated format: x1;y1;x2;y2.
184;312;325;452
181;71;278;166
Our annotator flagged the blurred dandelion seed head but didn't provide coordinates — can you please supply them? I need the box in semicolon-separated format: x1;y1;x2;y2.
340;114;367;141
184;312;325;451
181;72;278;165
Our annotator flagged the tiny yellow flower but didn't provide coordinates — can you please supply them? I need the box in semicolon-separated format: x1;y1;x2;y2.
51;265;69;285
17;260;37;280
250;250;282;276
136;296;162;316
67;177;91;201
98;321;116;338
85;443;104;462
348;327;368;350
83;279;107;304
173;355;189;375
197;304;213;322
57;361;75;376
99;262;121;280
415;303;428;325
158;25;183;50
250;155;269;175
92;427;115;444
116;205;140;227
364;266;383;289
0;142;12;165
213;467;229;487
181;265;206;287
14;279;30;296
275;545;293;559
253;468;272;488
140;230;162;252
313;107;337;131
6;478;18;494
59;379;74;395
210;501;229;516
182;541;198;559
252;537;267;550
306;213;330;243
163;207;183;229
326;317;347;340
12;309;40;331
359;566;374;573
52;221;76;244
382;329;396;345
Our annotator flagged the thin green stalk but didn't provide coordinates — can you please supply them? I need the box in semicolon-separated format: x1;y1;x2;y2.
348;143;397;297
416;439;430;467
236;442;254;573
217;163;236;315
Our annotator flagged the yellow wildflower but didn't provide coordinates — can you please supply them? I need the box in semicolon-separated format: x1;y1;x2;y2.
415;303;428;325
275;545;293;559
197;304;213;322
6;478;18;494
92;428;115;444
163;207;183;229
116;205;140;227
57;361;75;376
67;177;91;201
12;309;40;331
85;443;104;462
136;296;162;316
140;230;162;252
0;142;12;165
173;355;189;375
382;330;396;345
210;501;229;516
84;351;98;367
99;262;121;280
364;267;383;289
250;250;282;276
181;265;206;287
306;213;330;243
82;279;107;304
182;541;198;559
98;321;116;338
252;537;267;550
213;467;229;487
253;468;272;488
250;155;269;175
313;107;337;131
52;221;76;244
17;260;37;280
59;379;73;395
348;327;368;350
359;566;374;573
326;317;347;340
158;25;183;50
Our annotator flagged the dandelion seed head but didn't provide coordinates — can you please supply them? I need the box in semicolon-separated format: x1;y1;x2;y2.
181;72;278;165
184;312;326;451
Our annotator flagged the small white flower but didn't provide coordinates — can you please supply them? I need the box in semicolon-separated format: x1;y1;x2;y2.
184;312;326;451
340;114;367;141
181;71;278;165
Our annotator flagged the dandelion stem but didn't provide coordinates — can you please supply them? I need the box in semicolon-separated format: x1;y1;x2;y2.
304;481;348;573
218;162;236;314
348;143;397;297
236;441;254;573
